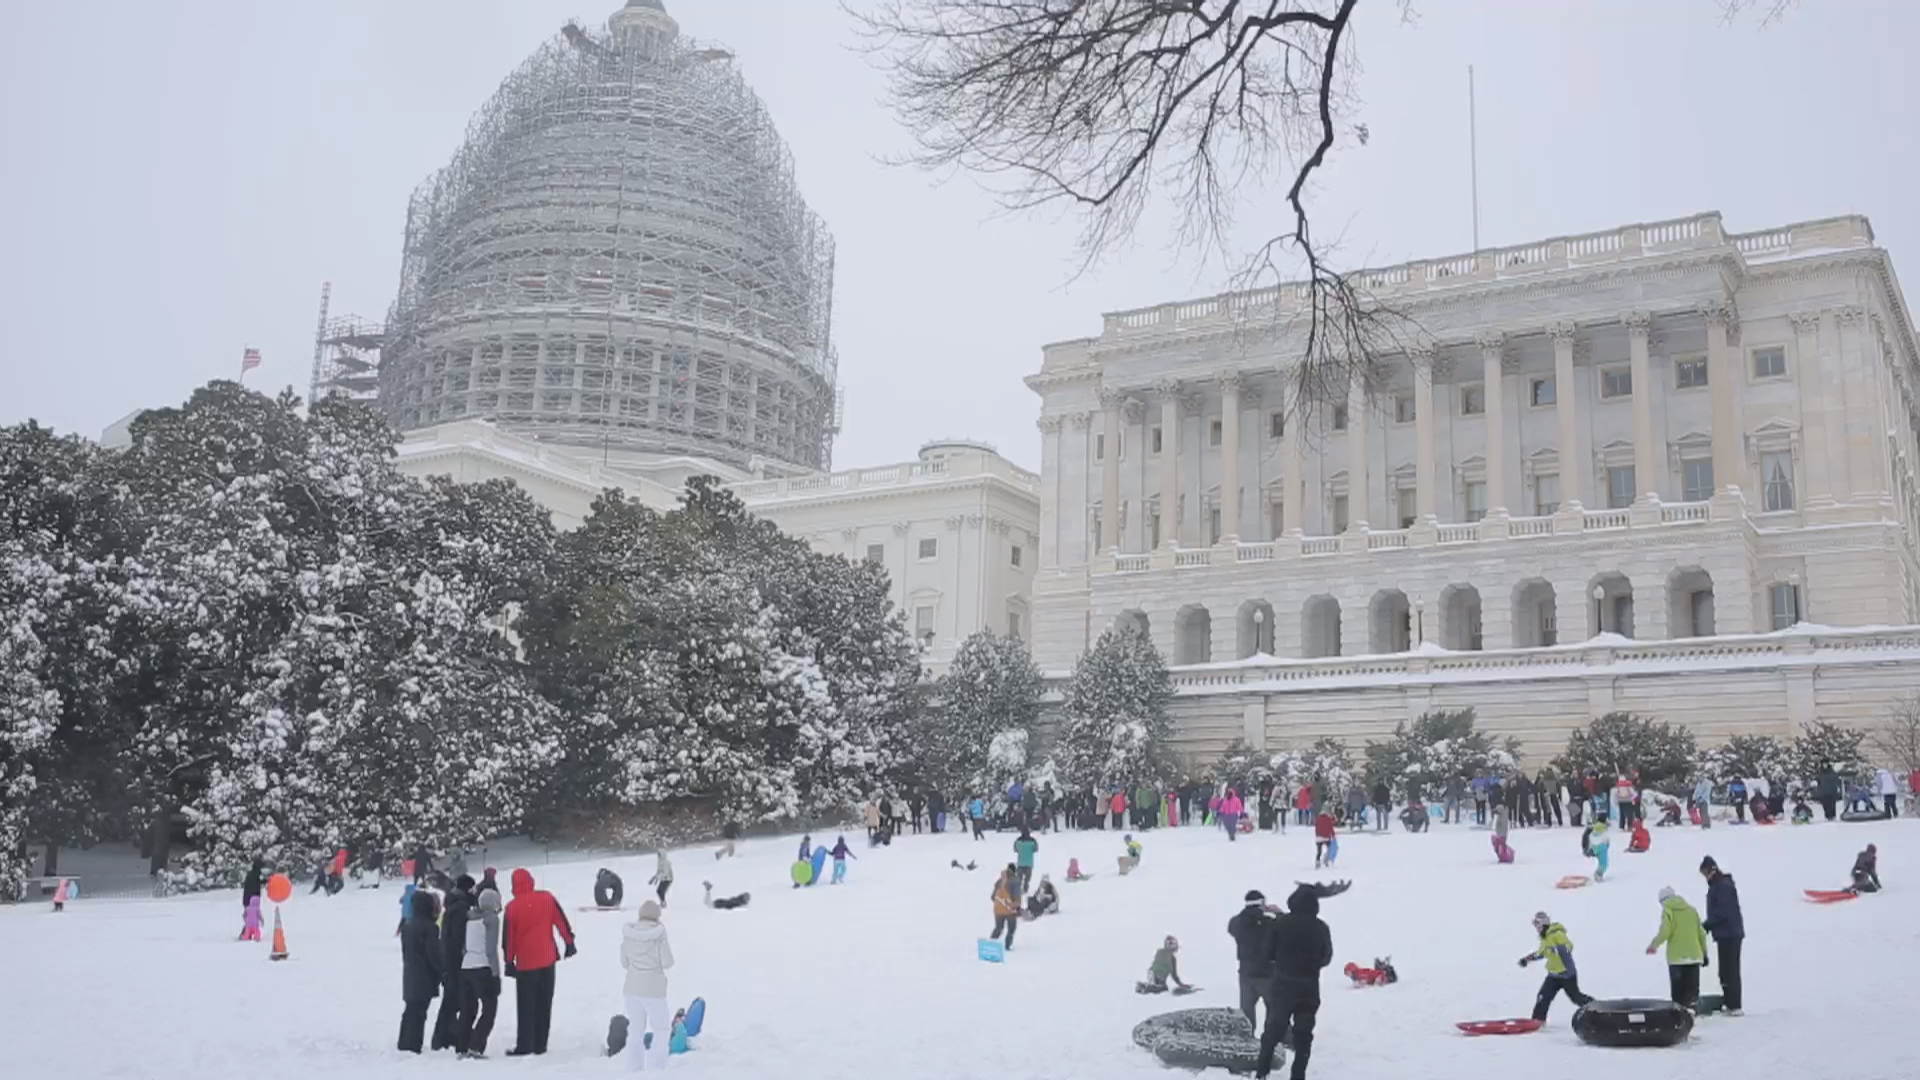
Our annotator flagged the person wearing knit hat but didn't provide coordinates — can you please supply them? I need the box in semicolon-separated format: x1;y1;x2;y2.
1646;885;1708;1010
620;899;675;1071
1252;885;1333;1080
1229;889;1282;1028
1697;856;1745;1016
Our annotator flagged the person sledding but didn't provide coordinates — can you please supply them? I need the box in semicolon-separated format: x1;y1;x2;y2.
1748;793;1775;825
1136;935;1194;994
1026;875;1059;918
1626;819;1651;853
1791;796;1814;824
1581;818;1611;881
1343;957;1397;986
1119;834;1142;874
1848;844;1882;894
1065;857;1091;882
1519;911;1593;1021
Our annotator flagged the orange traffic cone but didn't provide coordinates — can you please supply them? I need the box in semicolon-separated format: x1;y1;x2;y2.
269;907;289;961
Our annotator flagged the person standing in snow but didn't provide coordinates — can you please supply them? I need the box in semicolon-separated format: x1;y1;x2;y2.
1490;801;1513;863
619;899;676;1072
1698;856;1744;1016
1727;776;1748;823
989;867;1020;952
241;858;265;912
431;874;476;1051
1645;886;1708;1009
649;849;674;908
1229;890;1280;1028
1219;788;1245;840
398;888;444;1054
1565;774;1586;827
1313;811;1336;868
1252;884;1333;1080
828;835;857;884
1582;818;1611;881
1519;911;1592;1021
412;844;436;886
1012;828;1038;893
972;795;990;839
1875;767;1900;818
501;868;576;1057
455;886;502;1058
240;893;263;942
863;799;882;841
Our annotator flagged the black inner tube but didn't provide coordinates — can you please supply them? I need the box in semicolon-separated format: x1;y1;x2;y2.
594;871;624;909
1571;998;1694;1048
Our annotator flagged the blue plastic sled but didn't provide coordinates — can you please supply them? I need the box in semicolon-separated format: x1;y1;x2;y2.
684;997;706;1038
808;847;828;885
978;938;1006;963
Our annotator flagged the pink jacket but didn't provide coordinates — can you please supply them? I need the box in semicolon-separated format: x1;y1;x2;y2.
1222;794;1245;816
243;895;263;929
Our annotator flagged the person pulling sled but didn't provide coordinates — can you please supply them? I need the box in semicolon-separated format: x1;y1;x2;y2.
1519;911;1593;1021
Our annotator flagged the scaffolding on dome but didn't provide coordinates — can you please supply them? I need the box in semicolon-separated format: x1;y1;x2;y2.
310;282;386;405
380;2;839;471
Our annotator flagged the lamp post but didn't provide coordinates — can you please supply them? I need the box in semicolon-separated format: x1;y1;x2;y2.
1253;606;1268;655
1414;598;1426;648
1592;584;1606;637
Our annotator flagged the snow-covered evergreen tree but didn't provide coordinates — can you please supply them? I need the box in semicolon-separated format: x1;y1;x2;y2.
1362;709;1519;798
1293;736;1357;802
1557;712;1698;794
1056;623;1173;791
1791;721;1870;785
1705;733;1793;784
932;629;1043;793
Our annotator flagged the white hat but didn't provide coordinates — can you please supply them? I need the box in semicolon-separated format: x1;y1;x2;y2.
1657;886;1676;901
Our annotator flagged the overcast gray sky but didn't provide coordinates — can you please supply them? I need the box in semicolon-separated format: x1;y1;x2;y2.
3;1;1915;472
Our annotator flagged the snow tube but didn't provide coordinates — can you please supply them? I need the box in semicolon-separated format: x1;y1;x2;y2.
683;996;706;1038
809;847;828;883
1457;1018;1541;1036
1130;1007;1252;1051
1841;809;1891;822
790;860;813;886
594;869;623;909
1153;1032;1264;1072
1571;999;1694;1048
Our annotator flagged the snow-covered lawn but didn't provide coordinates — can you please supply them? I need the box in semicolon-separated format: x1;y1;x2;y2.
5;817;1913;1078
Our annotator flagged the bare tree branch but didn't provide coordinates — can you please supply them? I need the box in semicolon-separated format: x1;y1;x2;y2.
1718;0;1797;27
1874;696;1920;776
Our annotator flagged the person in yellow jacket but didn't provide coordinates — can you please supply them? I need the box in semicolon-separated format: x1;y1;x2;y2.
989;867;1021;951
1519;911;1593;1021
1645;885;1709;1009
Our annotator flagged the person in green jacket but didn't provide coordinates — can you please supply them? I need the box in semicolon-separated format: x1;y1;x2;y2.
1645;885;1709;1009
1519;911;1593;1021
1012;829;1039;893
1137;934;1193;993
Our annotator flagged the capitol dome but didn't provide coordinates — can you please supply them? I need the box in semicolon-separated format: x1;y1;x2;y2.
381;1;838;471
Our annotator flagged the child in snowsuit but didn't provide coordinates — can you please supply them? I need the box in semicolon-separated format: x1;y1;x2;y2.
1137;935;1192;993
1582;819;1611;881
1066;858;1090;882
1645;886;1708;1009
1520;912;1593;1021
1491;802;1514;863
1119;835;1142;875
1027;875;1059;918
240;894;263;941
828;835;856;884
702;881;750;910
1628;820;1651;853
1313;812;1337;868
1850;844;1881;893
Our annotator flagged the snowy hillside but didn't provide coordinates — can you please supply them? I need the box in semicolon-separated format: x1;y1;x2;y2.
4;818;1912;1078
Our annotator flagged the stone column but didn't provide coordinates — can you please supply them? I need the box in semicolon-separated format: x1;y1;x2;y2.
1412;346;1438;520
1065;412;1094;564
1037;415;1062;569
1703;302;1741;497
1098;388;1122;551
1346;377;1370;529
1479;332;1508;514
1280;373;1303;535
1837;306;1886;500
1125;396;1148;550
1790;311;1833;508
1218;371;1243;543
1624;311;1658;503
1155;380;1181;548
1549;322;1584;508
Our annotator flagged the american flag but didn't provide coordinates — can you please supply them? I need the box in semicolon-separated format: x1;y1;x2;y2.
241;347;262;374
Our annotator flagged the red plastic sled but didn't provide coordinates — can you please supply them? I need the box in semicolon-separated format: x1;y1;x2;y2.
1457;1018;1542;1036
1555;874;1591;890
1804;889;1857;904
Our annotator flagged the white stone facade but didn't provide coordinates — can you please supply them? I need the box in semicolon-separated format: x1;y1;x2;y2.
1027;212;1920;760
733;440;1041;672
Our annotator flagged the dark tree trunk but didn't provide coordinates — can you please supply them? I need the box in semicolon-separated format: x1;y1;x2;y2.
42;844;60;876
146;807;173;876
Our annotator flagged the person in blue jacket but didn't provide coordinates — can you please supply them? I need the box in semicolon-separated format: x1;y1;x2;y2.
1698;856;1744;1015
969;795;988;840
1727;777;1748;823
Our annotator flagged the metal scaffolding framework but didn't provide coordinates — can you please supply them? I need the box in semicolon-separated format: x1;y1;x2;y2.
310;282;386;405
381;0;839;471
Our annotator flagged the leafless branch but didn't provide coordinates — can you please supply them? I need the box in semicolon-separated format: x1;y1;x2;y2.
1874;696;1920;774
1718;0;1797;27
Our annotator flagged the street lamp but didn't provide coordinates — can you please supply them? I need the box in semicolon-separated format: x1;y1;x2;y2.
1592;584;1606;637
1253;606;1268;655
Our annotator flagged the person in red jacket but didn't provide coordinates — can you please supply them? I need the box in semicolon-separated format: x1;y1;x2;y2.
501;868;576;1056
1313;811;1337;868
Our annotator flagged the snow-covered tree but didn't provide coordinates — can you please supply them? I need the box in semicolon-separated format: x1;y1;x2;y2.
1055;623;1174;792
932;629;1044;793
1557;712;1699;794
1791;721;1870;785
0;559;59;898
1362;709;1520;799
1704;733;1793;785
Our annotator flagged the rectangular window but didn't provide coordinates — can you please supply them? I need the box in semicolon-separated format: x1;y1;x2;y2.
1769;582;1801;630
1331;496;1349;533
1464;482;1487;522
1600;366;1633;399
917;537;938;560
1008;611;1022;640
1332;404;1349;431
1208;508;1221;545
1607;465;1636;509
1394;393;1416;424
1269;412;1286;439
1762;450;1796;511
1675;357;1709;390
1209;420;1223;447
1149;512;1161;549
1534;474;1561;516
1540;608;1558;648
1094;433;1105;462
1682;459;1714;502
1009;545;1023;568
1753;345;1787;380
1397;487;1417;529
1269;501;1286;541
1530;377;1557;407
914;604;935;641
1151;426;1164;455
1460;384;1486;416
865;543;885;565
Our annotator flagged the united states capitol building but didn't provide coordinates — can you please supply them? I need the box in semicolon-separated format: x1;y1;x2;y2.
1027;211;1920;759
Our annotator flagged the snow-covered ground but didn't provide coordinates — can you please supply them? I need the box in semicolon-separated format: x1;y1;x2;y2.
5;817;1913;1078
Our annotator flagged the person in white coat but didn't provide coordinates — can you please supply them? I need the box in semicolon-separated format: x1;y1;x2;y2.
621;900;675;1072
1875;767;1900;818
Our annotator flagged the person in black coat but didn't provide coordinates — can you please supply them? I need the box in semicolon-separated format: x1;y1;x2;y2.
430;875;475;1050
240;859;265;911
399;889;444;1053
1369;782;1391;833
1815;769;1842;820
1228;890;1281;1028
1254;885;1333;1080
1698;856;1745;1015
